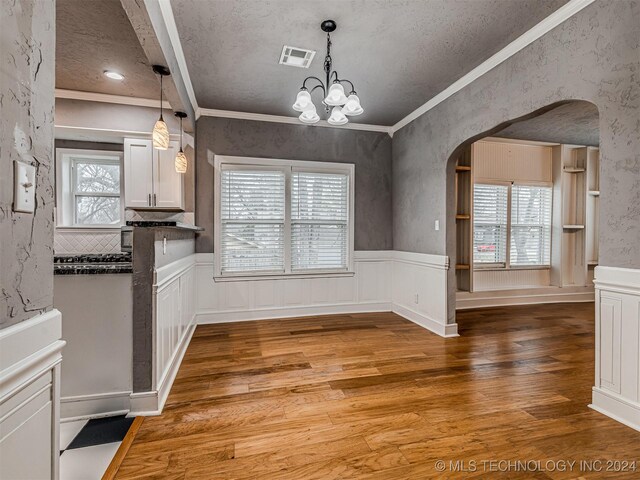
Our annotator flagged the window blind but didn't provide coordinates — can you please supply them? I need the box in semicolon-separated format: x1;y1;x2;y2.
291;172;349;270
473;184;508;265
220;169;285;273
510;185;552;266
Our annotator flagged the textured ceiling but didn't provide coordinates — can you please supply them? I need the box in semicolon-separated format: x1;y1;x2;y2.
56;0;159;99
171;0;569;126
494;101;599;146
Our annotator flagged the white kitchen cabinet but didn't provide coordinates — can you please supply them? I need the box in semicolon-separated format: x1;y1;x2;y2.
124;138;183;210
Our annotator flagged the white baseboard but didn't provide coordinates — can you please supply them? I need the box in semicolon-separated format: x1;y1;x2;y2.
456;287;594;309
196;302;392;324
392;304;459;337
60;391;131;421
590;387;640;433
129;321;196;416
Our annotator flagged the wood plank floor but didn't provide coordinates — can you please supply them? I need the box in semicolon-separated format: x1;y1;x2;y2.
115;303;640;479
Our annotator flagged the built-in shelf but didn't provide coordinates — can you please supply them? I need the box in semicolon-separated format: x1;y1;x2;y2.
563;167;585;173
589;190;600;196
455;214;471;220
563;224;585;230
455;166;472;172
455;264;470;270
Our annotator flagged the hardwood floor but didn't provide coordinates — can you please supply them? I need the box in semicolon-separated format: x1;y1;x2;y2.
115;303;640;479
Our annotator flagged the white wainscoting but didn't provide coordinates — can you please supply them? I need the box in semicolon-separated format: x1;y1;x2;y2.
195;250;457;337
129;255;197;416
590;266;640;432
0;310;65;480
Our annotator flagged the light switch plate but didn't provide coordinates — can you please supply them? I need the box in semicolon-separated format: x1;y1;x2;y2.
14;161;36;213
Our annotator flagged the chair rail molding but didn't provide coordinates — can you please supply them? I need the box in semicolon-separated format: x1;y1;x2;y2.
0;310;65;480
590;266;640;432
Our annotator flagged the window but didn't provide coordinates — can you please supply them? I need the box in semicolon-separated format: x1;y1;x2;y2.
473;183;552;268
215;156;353;278
56;149;124;227
510;185;552;266
473;184;508;265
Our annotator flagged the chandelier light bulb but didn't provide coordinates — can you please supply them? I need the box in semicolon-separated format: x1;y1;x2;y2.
327;106;348;126
324;83;348;106
342;94;363;116
293;90;314;112
299;106;320;124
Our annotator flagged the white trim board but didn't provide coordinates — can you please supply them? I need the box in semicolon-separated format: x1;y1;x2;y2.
55;89;170;110
391;0;596;133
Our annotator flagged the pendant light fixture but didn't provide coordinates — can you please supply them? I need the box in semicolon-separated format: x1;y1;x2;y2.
152;65;171;150
291;20;363;125
174;112;188;174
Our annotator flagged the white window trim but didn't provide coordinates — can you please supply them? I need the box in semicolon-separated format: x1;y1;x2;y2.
55;148;125;228
213;155;355;281
473;180;553;271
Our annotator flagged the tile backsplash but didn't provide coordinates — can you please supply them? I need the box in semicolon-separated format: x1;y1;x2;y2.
54;229;121;254
54;211;195;254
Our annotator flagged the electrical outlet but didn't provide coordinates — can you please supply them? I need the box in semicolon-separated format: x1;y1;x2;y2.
163;237;167;254
434;220;440;231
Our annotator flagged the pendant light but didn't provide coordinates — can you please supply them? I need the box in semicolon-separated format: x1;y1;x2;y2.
152;65;171;150
174;112;188;174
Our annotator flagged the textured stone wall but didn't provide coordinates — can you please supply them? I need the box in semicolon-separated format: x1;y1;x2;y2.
391;0;640;319
195;117;393;252
1;0;56;328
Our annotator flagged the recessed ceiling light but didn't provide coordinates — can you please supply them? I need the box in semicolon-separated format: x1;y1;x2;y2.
104;70;124;81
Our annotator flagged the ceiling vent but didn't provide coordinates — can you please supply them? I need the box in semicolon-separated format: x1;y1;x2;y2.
279;46;316;68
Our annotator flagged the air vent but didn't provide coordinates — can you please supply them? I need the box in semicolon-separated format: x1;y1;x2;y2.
279;45;316;68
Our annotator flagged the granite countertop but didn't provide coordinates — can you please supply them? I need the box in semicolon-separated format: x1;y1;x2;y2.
125;221;204;232
54;253;132;275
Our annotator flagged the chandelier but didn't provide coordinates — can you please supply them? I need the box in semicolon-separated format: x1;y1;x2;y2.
292;20;363;126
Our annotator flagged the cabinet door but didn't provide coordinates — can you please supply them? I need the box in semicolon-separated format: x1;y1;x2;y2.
153;141;184;209
124;139;153;208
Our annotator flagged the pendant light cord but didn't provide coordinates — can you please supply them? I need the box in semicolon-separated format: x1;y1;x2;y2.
159;74;164;121
179;116;184;152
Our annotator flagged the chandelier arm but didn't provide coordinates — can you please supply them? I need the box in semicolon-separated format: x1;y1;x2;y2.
338;78;356;94
310;84;326;97
301;76;325;90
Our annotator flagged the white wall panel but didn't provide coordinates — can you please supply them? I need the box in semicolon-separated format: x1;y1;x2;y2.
474;140;552;183
473;269;551;291
0;310;64;480
591;266;640;432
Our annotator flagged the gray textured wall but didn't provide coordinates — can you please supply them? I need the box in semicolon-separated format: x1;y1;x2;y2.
392;0;639;321
195;117;393;253
1;0;56;328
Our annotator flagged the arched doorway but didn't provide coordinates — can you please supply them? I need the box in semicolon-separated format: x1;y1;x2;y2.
445;100;600;322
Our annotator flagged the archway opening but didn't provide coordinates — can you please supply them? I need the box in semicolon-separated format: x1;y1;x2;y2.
445;100;600;326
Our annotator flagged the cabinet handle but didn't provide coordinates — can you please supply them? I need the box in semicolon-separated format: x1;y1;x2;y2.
148;194;151;206
153;193;157;206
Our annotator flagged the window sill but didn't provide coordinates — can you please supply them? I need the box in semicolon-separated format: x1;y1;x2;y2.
213;271;355;282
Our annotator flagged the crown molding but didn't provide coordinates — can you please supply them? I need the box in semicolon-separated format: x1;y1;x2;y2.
197;108;393;135
391;0;596;134
55;89;171;110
